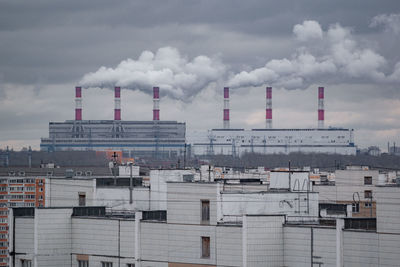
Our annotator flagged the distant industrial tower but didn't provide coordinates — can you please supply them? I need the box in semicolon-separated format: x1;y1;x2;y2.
223;87;230;129
266;87;272;129
114;86;121;120
153;87;160;121
318;86;324;129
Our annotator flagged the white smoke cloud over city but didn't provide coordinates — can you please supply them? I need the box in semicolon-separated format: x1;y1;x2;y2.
80;46;226;99
228;18;400;89
81;14;400;99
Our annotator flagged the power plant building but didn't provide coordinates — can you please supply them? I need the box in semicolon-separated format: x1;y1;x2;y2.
40;87;186;157
188;86;356;156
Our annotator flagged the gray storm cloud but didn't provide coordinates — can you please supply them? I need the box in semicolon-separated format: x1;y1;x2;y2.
81;15;400;99
228;17;400;89
80;46;226;100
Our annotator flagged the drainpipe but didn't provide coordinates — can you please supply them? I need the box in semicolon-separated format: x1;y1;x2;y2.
135;211;142;267
336;219;344;267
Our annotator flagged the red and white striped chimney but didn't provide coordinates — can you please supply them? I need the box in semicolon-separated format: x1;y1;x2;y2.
153;87;160;121
75;86;82;121
318;86;324;128
223;87;230;129
266;87;272;129
114;86;121;120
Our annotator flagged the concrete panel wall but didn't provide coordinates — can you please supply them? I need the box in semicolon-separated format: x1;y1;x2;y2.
167;224;216;266
284;226;336;267
14;217;34;254
378;233;400;266
72;218;135;257
283;226;311;267
95;187;150;211
313;228;336;267
35;208;72;267
376;186;400;234
222;192;318;222
150;170;196;210
245;215;284;267
167;183;217;225
141;222;169;263
216;225;242;267
343;230;378;267
46;178;95;207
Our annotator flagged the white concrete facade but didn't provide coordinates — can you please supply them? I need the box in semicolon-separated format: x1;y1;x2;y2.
189;128;356;156
10;181;400;267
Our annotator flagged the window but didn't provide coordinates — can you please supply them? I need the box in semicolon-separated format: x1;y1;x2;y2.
102;262;113;267
78;260;89;267
127;264;135;267
201;200;210;224
79;193;86;207
365;202;372;208
364;176;372;185
201;236;210;258
352;203;360;213
21;259;32;267
364;190;372;199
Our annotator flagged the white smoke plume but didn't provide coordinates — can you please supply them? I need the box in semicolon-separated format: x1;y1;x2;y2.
228;18;399;89
81;14;400;98
80;46;226;99
370;13;400;35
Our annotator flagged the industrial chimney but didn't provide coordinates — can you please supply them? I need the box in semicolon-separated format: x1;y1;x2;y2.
266;87;272;129
114;86;121;120
75;86;82;121
318;86;324;128
153;87;160;121
223;87;230;129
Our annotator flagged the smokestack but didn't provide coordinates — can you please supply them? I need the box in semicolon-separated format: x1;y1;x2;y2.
266;87;272;129
75;86;82;121
153;87;160;121
114;86;121;120
318;86;324;129
223;87;230;129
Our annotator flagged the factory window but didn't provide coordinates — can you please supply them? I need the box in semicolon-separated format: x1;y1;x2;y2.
78;260;89;267
201;236;210;258
101;262;113;267
364;176;372;185
352;203;359;213
364;202;372;208
201;200;210;224
364;190;372;199
21;259;32;267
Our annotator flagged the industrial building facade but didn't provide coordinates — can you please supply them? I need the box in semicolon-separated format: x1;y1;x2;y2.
40;86;186;158
189;128;356;156
40;120;186;157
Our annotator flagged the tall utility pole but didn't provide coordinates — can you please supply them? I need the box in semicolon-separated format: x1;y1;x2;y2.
129;162;133;204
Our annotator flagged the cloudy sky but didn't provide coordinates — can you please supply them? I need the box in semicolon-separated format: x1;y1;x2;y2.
1;1;399;151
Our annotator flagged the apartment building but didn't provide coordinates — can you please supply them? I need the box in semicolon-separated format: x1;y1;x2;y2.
9;173;319;267
314;166;379;217
10;180;400;267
